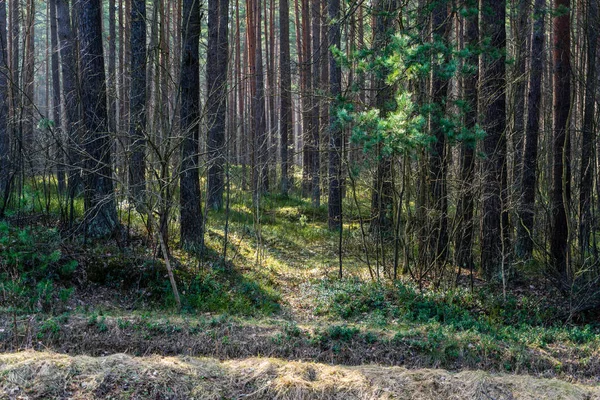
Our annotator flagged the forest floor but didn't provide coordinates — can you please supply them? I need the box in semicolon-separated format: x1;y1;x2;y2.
1;180;600;398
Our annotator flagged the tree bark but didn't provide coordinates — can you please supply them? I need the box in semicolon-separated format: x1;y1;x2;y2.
279;0;292;195
300;0;312;196
0;0;9;211
516;0;544;259
49;0;66;195
480;0;508;280
370;0;396;234
108;0;117;135
310;0;321;207
78;0;119;238
179;0;204;248
550;0;571;284
455;1;478;271
327;0;342;230
129;0;147;208
57;0;82;222
578;0;597;259
428;0;450;268
206;0;230;210
23;0;35;167
253;0;268;197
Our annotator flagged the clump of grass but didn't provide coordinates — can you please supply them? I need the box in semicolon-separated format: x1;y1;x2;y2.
168;267;281;316
313;278;600;350
3;352;598;399
0;222;76;318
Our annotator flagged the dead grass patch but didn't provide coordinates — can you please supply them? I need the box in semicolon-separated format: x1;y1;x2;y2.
1;351;598;399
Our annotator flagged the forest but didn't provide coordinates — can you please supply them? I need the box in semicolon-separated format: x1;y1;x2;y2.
1;0;600;398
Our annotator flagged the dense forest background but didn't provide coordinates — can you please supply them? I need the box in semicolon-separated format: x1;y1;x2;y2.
1;0;600;377
3;0;600;396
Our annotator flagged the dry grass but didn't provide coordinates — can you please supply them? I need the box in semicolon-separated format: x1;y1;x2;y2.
1;351;598;399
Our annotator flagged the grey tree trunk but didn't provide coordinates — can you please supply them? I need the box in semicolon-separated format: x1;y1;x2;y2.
129;0;147;208
327;0;342;231
22;0;35;169
455;1;478;271
480;0;508;280
0;0;9;212
370;0;396;234
578;0;598;259
78;0;119;238
252;0;268;198
206;0;230;210
279;0;292;195
108;0;117;136
179;0;204;248
57;0;82;219
310;0;321;207
428;0;450;268
49;0;66;195
550;0;571;285
516;0;545;259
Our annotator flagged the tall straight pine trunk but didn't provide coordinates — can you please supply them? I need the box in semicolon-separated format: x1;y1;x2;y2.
78;0;119;238
516;0;545;259
480;0;508;280
551;0;571;285
179;0;204;248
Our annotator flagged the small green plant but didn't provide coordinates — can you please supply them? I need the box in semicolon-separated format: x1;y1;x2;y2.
0;222;75;318
284;323;302;338
37;318;61;340
364;331;378;344
97;317;108;332
117;318;131;329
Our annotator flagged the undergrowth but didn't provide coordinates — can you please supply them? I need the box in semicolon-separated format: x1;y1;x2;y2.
313;278;600;348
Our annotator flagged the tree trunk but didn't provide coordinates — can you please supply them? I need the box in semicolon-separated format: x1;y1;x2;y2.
23;0;35;169
578;0;598;259
108;0;117;135
129;0;147;208
327;0;342;230
300;0;312;196
8;0;19;155
550;0;571;285
511;0;529;195
516;0;545;259
480;0;508;280
310;0;321;207
78;0;119;238
57;0;81;223
49;0;66;195
0;0;9;212
370;0;396;234
179;0;204;248
206;0;230;210
428;0;450;268
455;1;478;271
279;0;292;195
252;0;268;197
